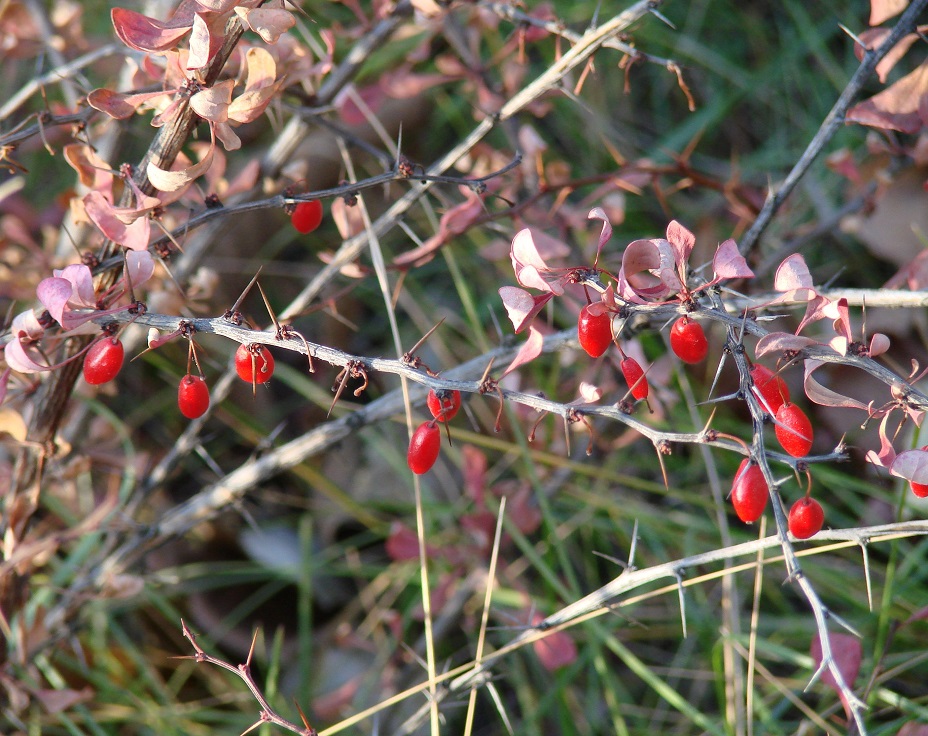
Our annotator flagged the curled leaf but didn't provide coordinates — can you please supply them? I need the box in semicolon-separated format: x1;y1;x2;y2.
190;78;234;122
617;238;681;303
866;413;896;469
111;7;190;53
501;324;544;378
88;88;171;119
146;129;215;192
233;6;294;43
587;207;612;264
803;359;869;410
510;228;570;294
498;287;553;334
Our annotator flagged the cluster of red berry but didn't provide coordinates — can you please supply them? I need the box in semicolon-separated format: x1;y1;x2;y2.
82;335;277;421
407;389;462;474
576;304;828;539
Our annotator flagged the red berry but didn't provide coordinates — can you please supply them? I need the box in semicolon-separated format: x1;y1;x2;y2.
291;200;324;234
407;421;441;474
178;374;210;419
83;337;125;385
620;357;649;400
774;402;813;457
669;316;708;364
427;389;462;422
731;459;768;523
235;343;275;384
788;497;825;539
577;304;612;358
750;363;789;414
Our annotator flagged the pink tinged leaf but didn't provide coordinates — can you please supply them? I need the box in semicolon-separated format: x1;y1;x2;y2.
12;310;44;341
393;191;486;268
3;339;51;374
233;6;294;43
810;632;862;722
774;253;815;291
501;325;544;378
754;332;819;358
587;207;612;262
507;484;541;534
890;449;928;484
83;191;151;248
803;359;870;410
37;277;79;326
712;238;754;280
897;723;928;736
618;238;681;302
147;129;215;192
192;0;238;12
829;297;853;341
665;219;695;271
87;88;171;119
869;332;890;356
498;287;553;333
54;264;96;306
846;61;928;134
530;613;578;671
796;294;836;334
111;7;190;53
125;250;155;288
510;228;567;294
866;413;897;469
187;12;221;70
190;78;233;122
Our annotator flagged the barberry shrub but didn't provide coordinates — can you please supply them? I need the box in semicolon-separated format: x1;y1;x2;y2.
1;0;928;735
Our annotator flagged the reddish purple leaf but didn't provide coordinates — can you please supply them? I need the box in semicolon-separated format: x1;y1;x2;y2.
530;612;577;671
37;277;80;327
461;445;487;506
846;61;928;134
897;723;928;736
774;253;815;292
869;333;891;357
88;88;170;120
111;7;190;52
854;28;921;82
810;632;862;722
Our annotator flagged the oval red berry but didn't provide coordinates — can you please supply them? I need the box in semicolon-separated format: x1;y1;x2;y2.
788;497;824;539
578;304;612;358
775;403;813;457
427;389;461;422
751;363;789;415
291;200;323;234
731;458;768;523
407;421;441;474
669;317;708;364
178;374;210;419
83;337;125;385
235;343;275;384
620;357;649;400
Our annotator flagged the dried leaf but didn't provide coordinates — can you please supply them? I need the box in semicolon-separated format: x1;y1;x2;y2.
853;28;921;82
87;88;170;119
233;6;294;43
189;78;233;122
846;61;928;134
869;0;908;25
146;131;215;192
0;408;28;441
531;612;577;670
